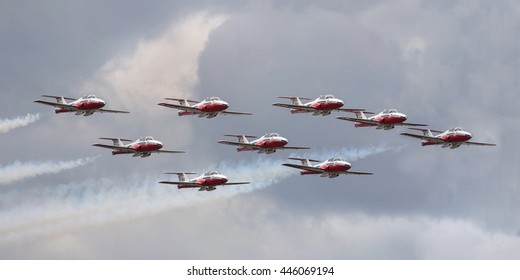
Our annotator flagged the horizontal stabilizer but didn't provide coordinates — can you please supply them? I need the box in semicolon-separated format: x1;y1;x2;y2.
164;98;198;103
41;95;76;101
336;108;369;113
276;96;311;100
223;134;257;138
408;128;443;133
98;137;133;141
287;157;320;163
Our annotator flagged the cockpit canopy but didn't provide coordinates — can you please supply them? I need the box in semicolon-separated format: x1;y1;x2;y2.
204;97;221;101
263;132;280;138
82;95;97;99
383;109;398;114
449;127;463;132
318;94;336;100
326;157;342;162
139;136;155;141
203;171;220;176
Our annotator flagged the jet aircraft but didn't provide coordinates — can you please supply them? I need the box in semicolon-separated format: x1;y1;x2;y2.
272;94;366;116
159;171;249;191
34;95;129;116
158;96;252;118
218;133;310;154
282;157;373;178
400;127;496;149
337;109;427;130
92;136;185;157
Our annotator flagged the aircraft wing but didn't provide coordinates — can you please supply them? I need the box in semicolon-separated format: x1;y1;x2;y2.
223;182;250;185
96;108;130;114
336;116;379;126
157;102;201;113
335;108;368;113
282;163;324;173
400;133;444;143
344;171;373;175
217;141;261;150
151;149;186;154
219;110;253;116
464;141;496;147
34;100;77;110
397;122;428;127
158;181;201;187
280;146;310;150
92;144;135;152
272;103;314;112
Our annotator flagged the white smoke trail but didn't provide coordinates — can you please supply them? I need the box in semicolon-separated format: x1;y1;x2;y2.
0;146;398;245
0;113;41;133
0;157;98;185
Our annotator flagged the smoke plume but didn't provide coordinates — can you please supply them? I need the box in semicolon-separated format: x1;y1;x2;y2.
0;113;41;133
0;146;397;245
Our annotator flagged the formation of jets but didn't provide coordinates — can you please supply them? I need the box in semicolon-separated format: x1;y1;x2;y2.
33;93;496;191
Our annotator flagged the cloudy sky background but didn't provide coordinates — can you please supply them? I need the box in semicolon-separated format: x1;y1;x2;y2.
1;0;519;259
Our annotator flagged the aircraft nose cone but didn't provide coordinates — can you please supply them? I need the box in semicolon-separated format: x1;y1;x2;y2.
157;142;163;148
281;138;288;144
222;102;229;108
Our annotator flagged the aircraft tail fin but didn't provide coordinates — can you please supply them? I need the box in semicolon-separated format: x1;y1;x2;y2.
408;128;439;137
223;134;256;144
41;95;75;104
164;172;196;182
277;96;310;105
98;137;132;146
180;99;191;107
354;111;368;119
287;157;320;166
165;98;196;107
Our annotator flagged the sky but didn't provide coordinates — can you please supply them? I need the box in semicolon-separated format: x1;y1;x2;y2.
0;0;519;259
